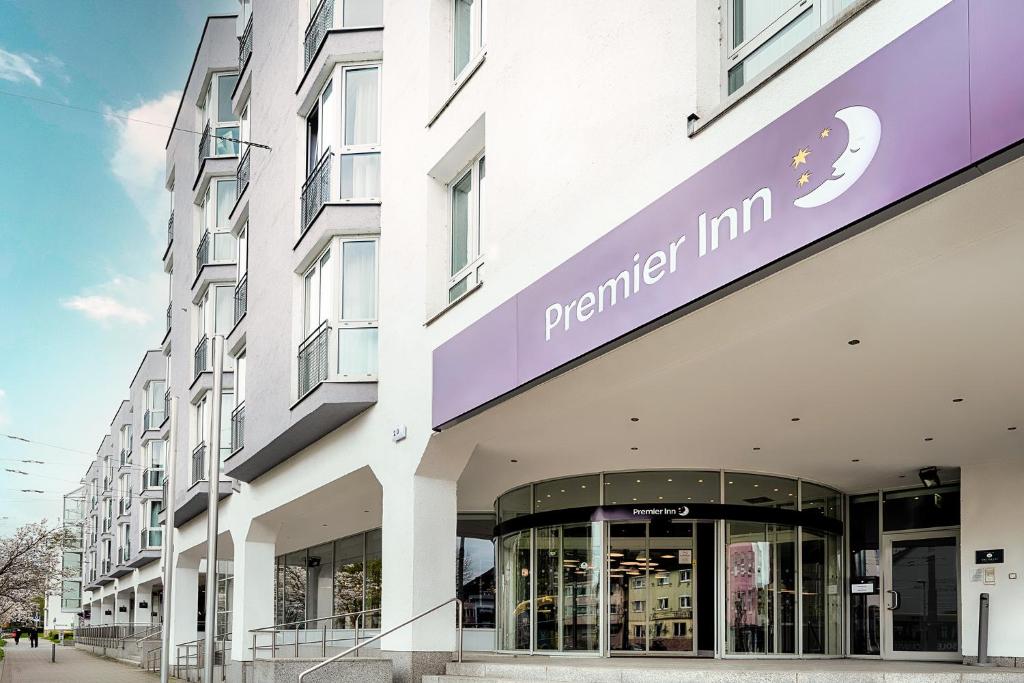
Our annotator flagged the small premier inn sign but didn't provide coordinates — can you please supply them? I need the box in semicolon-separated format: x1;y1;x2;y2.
432;0;1024;428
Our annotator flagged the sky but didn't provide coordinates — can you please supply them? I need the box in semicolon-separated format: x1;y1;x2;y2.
0;0;235;534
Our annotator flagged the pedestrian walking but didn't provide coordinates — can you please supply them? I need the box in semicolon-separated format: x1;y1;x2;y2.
29;626;38;648
13;627;20;644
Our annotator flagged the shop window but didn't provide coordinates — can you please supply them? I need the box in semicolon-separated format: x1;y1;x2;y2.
849;493;880;655
305;542;334;622
603;470;720;506
882;485;960;532
456;514;496;629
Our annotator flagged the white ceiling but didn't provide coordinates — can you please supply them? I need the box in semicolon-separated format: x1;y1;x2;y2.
451;156;1024;511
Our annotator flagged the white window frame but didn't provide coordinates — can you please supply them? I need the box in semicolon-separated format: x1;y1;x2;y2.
632;599;645;613
338;64;382;203
201;71;241;158
452;0;486;82
235;351;247;407
237;223;248;278
656;597;669;611
674;622;687;637
722;0;854;97
447;153;485;302
299;236;380;384
680;595;692;608
200;177;238;265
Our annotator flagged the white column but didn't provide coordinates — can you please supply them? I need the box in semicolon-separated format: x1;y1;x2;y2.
230;520;277;662
134;584;153;625
168;555;200;666
102;595;115;624
380;474;457;652
115;590;132;624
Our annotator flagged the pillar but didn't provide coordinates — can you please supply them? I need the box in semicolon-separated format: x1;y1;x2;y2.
101;595;115;625
167;554;200;667
134;583;153;625
115;589;132;624
230;521;277;661
380;474;457;655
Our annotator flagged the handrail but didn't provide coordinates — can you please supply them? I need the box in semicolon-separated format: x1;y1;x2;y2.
131;623;163;643
250;607;380;633
249;607;381;660
298;598;462;683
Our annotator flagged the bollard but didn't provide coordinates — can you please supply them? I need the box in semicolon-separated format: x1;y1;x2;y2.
51;642;56;663
974;592;995;667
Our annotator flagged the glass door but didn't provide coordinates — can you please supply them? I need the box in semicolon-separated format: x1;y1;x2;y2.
882;530;960;660
607;521;697;655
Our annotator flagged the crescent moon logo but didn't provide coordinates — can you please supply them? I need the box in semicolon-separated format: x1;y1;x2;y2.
679;506;690;517
794;105;881;209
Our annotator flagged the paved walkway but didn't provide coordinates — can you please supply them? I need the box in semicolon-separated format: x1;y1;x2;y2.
1;639;162;683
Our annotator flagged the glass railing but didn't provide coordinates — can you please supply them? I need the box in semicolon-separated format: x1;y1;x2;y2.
141;527;163;550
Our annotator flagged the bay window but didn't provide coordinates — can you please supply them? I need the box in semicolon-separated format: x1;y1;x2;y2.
198;178;238;268
453;0;486;80
304;0;383;71
298;237;379;397
195;283;237;375
144;380;166;430
144;440;165;489
143;501;162;549
201;72;240;158
448;154;485;302
301;64;381;231
725;0;857;95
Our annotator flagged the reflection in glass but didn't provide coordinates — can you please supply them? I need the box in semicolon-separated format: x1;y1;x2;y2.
534;475;599;513
882;486;960;532
890;536;959;653
341;153;381;199
498;530;530;650
535;526;560;650
802;482;843;521
305;542;334;621
282;550;307;627
333;535;363;628
456;514;496;629
850;494;880;655
801;528;842;654
608;523;647;651
648;523;695;652
603;471;719;505
725;521;795;654
725;473;797;509
364;529;382;628
497;485;531;523
562;524;600;651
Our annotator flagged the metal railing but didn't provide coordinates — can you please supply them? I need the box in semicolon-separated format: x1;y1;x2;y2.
239;15;253;73
167;210;174;246
298;598;463;683
297;320;330;398
161;478;168;512
191;443;207;485
140;526;162;550
230;402;245;453
119;447;131;467
119;492;131;515
194;335;209;378
163;388;171;425
300;149;332;231
199;121;211;162
234;273;247;324
166;302;172;335
143;466;164;489
144;408;164;431
76;623;158;648
250;608;381;660
304;0;333;70
196;230;211;271
237;146;251;196
175;633;231;681
118;541;131;564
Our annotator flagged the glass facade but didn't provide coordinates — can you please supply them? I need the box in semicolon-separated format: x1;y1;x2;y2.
495;470;846;657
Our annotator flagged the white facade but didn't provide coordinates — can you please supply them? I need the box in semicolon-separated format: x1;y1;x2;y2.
67;0;1024;677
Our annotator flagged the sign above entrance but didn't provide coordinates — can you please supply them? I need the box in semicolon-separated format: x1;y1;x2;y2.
975;549;1004;564
432;0;1024;429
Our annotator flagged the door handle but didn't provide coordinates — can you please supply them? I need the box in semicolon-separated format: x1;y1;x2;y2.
886;589;901;610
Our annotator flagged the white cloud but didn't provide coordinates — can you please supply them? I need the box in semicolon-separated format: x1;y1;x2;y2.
0;48;42;86
105;93;180;235
60;272;164;326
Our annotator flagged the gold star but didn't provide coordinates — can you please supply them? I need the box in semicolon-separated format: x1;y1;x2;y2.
820;128;831;138
797;172;812;187
791;147;811;168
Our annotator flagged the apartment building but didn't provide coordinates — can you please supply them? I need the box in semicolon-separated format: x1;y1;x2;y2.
68;0;1024;680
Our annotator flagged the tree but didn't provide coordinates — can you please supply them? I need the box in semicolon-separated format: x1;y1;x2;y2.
0;521;71;625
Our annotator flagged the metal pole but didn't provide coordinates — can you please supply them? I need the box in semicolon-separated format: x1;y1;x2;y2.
160;396;179;683
203;335;225;683
975;592;994;666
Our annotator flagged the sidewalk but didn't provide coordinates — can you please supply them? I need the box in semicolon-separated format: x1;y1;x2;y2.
1;639;160;682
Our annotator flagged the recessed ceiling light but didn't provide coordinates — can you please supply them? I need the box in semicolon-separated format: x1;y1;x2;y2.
753;484;759;488
752;447;761;451
924;437;933;442
510;459;518;463
953;398;964;403
363;510;369;513
1009;427;1018;431
773;488;779;492
899;475;906;479
658;496;664;500
630;447;638;451
321;523;328;527
636;479;641;483
848;339;861;346
697;479;703;483
851;459;860;462
560;489;566;493
667;478;673;482
728;481;734;485
581;484;587;489
791;417;801;422
630;417;639;422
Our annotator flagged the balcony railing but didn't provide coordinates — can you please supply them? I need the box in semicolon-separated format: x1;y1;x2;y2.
194;335;209;379
102;559;112;575
301;149;332;232
197;230;211;271
230;403;245;453
192;443;207;485
166;302;172;335
234;273;248;324
102;475;112;491
297;321;330;398
163;388;171;425
304;0;334;70
144;408;164;431
167;210;174;246
239;15;253;73
199;121;211;163
237;145;251;196
119;493;131;516
119;448;131;467
143;466;164;489
161;479;168;512
141;527;163;550
119;542;131;564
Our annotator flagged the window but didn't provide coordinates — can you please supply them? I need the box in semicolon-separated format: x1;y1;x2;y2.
145;440;165;489
680;568;692;582
300;237;379;381
193;392;234;461
679;595;691;608
632;600;645;613
200;178;238;264
657;597;669;611
448;154;485;301
145;380;166;429
235;353;247;407
655;575;672;586
202;73;240;156
674;622;687;637
631;577;645;589
237;223;248;278
724;0;856;95
453;0;486;80
341;0;383;27
119;424;133;459
340;65;380;200
198;284;237;343
633;624;645;639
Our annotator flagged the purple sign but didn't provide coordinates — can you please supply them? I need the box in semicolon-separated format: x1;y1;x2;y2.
433;0;1022;428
